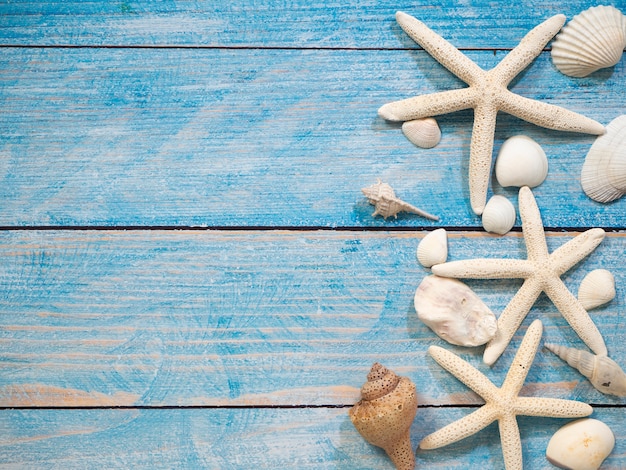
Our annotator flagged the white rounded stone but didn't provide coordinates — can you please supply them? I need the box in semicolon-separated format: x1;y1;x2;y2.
546;418;615;470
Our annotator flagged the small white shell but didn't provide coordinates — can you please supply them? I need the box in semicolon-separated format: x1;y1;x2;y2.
414;275;497;347
416;228;448;268
361;180;439;220
581;115;626;203
551;5;626;78
546;418;615;470
402;117;441;149
495;135;548;188
578;269;616;310
481;195;516;235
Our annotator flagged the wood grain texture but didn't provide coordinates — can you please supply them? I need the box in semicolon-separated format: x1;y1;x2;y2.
0;407;624;469
0;0;618;48
0;230;623;407
0;47;623;227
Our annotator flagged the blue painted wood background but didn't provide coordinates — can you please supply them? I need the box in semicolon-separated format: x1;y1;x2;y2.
0;1;625;468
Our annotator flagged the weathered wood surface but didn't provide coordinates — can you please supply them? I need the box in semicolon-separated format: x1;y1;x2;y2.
1;0;625;468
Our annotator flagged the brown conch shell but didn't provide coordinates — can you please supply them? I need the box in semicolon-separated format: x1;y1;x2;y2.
349;363;418;470
362;179;439;221
545;343;626;397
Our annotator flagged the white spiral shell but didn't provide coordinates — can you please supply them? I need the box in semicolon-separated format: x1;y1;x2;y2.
581;115;626;203
495;135;548;188
481;195;516;235
401;117;441;149
416;228;448;268
577;269;616;310
361;180;439;220
545;343;626;397
551;5;626;78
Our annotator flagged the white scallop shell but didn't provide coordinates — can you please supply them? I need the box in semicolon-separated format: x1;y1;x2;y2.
551;5;626;77
578;269;616;310
546;418;615;470
481;195;516;235
401;117;441;149
414;275;497;347
495;135;548;188
581;115;626;203
416;228;448;268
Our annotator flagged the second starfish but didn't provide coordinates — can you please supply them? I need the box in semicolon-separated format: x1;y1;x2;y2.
379;12;605;215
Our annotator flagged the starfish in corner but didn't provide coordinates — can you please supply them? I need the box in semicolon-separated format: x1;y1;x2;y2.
420;319;592;470
379;12;605;215
433;186;607;365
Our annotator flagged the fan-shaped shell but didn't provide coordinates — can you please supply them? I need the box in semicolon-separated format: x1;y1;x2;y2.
578;269;616;310
495;135;548;188
402;117;441;149
481;195;516;235
581;115;626;203
551;5;626;77
416;228;448;268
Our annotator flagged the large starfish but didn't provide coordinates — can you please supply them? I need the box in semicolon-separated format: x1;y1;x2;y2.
432;186;607;365
378;12;605;215
420;319;593;470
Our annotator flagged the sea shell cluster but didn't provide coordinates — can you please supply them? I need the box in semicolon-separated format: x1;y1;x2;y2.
546;418;615;470
349;363;418;470
581;115;626;203
362;180;439;220
551;5;626;77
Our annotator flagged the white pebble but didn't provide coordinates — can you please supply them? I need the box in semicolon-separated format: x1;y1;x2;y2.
546;418;615;470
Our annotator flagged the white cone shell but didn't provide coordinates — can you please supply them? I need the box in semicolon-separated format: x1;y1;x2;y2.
416;228;448;268
578;269;616;310
581;115;626;203
551;5;626;78
495;135;548;188
481;195;516;235
546;418;615;470
402;117;441;149
414;275;497;347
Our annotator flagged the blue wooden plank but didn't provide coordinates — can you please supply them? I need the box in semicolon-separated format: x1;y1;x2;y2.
0;230;624;407
0;407;624;469
0;47;623;227
0;0;621;48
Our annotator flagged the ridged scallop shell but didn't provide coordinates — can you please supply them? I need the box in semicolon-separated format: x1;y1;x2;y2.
401;117;441;149
349;363;418;470
546;418;615;470
481;195;516;235
495;135;548;188
551;5;626;78
581;115;626;203
416;228;448;268
578;269;616;310
545;343;626;397
361;179;439;220
414;275;497;347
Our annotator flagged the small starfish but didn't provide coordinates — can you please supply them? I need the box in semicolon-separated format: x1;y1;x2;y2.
420;319;592;470
378;12;605;215
433;186;607;365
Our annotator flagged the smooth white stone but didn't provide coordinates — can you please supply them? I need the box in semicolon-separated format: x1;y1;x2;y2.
546;418;615;470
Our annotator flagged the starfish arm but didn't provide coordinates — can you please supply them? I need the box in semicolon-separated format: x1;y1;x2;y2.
491;14;565;85
428;346;500;400
432;259;534;279
419;405;498;450
514;397;593;418
518;186;549;261
500;319;542;396
498;414;523;470
395;11;484;85
499;91;605;135
483;278;542;366
378;88;476;121
468;101;499;215
549;228;605;275
544;277;608;356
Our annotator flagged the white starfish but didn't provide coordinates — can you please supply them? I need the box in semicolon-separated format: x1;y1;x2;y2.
433;186;607;365
420;319;592;470
379;12;605;215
